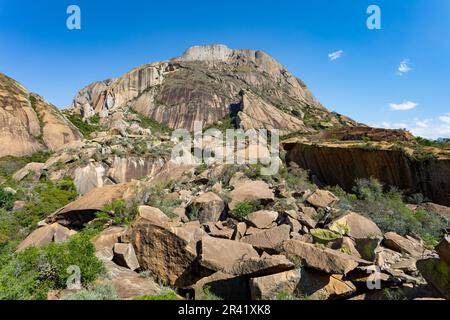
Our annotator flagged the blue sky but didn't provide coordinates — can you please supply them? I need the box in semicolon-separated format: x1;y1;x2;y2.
1;0;449;138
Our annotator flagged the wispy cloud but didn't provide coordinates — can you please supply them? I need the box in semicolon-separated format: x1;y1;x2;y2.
397;59;412;75
376;114;450;139
328;50;344;61
389;101;418;111
439;113;450;124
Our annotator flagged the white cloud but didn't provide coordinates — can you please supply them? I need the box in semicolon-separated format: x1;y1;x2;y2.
439;113;450;124
389;101;418;111
376;114;450;139
397;59;412;75
328;50;344;61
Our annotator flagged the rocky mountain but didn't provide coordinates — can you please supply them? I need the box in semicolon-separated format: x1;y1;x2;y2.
0;73;83;158
68;44;357;132
0;46;449;301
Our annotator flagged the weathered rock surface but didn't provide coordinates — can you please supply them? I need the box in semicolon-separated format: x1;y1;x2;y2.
68;45;356;133
113;243;140;271
200;236;259;272
229;180;274;210
0;73;82;157
250;269;301;300
245;210;279;229
188;192;225;224
46;184;129;227
383;232;427;258
416;258;450;299
92;226;125;261
16;223;76;252
329;212;383;239
281;240;360;274
98;261;160;300
284;140;450;206
305;189;338;208
241;225;291;252
123;214;207;287
226;254;295;277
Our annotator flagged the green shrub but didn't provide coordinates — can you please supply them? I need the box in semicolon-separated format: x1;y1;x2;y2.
201;286;223;300
0;178;77;253
230;201;260;220
334;178;447;247
97;200;138;226
65;114;100;138
0;189;15;210
0;233;104;300
134;288;181;300
353;177;384;202
62;284;117;300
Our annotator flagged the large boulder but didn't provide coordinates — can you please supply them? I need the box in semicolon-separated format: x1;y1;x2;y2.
122;215;207;287
16;223;76;252
416;258;450;299
13;162;44;182
329;212;382;239
436;235;450;265
241;225;291;252
296;268;356;300
45;184;129;227
91;226;125;261
250;269;301;300
226;254;295;277
305;190;338;208
98;261;161;300
193;271;250;300
281;240;360;274
245;210;279;229
188;192;225;224
113;243;140;271
383;232;427;258
199;236;259;272
229;180;274;210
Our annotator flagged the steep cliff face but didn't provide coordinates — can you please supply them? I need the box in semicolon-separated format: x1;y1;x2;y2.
284;141;450;206
0;73;83;157
68;44;357;132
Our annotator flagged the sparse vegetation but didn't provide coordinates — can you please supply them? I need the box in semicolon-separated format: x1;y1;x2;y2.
330;178;447;247
65;114;100;138
0;233;104;300
230;201;261;220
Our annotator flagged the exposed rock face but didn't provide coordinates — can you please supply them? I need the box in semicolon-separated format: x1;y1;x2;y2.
123;214;207;287
199;236;259;271
284;140;450;206
229;180;274;210
16;223;76;252
281;240;360;274
68;45;356;132
99;260;161;300
0;73;82;157
74;157;164;195
46;184;130;227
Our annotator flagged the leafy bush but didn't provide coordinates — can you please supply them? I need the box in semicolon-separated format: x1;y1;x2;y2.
230;201;260;220
332;178;447;247
353;177;384;201
0;233;104;300
65;114;100;138
0;189;15;210
97;200;138;226
201;286;223;300
0;178;77;253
